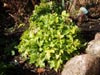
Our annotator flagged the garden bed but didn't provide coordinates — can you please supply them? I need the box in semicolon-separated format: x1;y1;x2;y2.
0;0;100;75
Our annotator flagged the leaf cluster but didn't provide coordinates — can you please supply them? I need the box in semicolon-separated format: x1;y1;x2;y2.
18;1;85;71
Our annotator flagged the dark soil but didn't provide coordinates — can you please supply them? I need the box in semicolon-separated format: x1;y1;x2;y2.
0;0;100;75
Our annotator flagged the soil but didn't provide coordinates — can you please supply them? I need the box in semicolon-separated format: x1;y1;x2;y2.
0;0;100;75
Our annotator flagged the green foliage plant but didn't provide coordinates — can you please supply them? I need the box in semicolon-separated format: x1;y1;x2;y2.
18;1;85;71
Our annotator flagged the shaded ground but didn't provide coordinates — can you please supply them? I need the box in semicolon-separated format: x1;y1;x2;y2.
0;0;100;75
79;3;100;32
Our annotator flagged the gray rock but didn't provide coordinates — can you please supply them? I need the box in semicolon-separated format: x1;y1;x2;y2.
61;54;100;75
86;40;100;57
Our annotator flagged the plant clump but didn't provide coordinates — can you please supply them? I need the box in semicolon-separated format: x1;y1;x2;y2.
18;1;85;71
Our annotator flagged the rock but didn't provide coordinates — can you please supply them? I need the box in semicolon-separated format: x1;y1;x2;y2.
61;54;100;75
79;7;88;15
86;40;100;57
95;32;100;40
